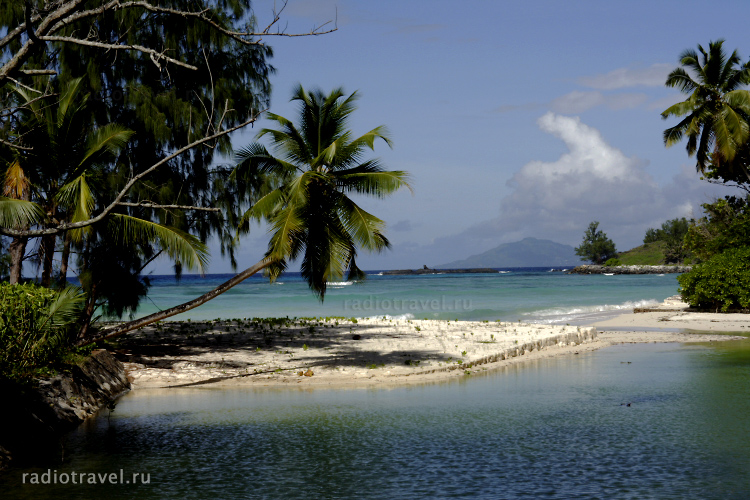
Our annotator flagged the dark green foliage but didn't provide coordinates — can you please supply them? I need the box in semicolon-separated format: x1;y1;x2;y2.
575;221;618;265
0;283;84;382
604;258;621;267
685;196;750;262
678;247;750;311
643;228;661;244
1;1;276;326
643;218;691;263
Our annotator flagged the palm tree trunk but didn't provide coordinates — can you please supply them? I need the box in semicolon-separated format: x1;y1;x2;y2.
39;233;56;287
75;258;272;346
8;236;27;284
58;232;72;286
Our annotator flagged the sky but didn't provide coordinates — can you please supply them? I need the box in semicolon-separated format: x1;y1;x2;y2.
159;0;750;273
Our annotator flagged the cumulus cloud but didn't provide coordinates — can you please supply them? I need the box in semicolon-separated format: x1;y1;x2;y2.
500;113;659;232
371;114;743;269
578;63;673;90
435;114;742;255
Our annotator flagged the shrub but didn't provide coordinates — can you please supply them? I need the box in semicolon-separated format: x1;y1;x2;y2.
677;247;750;311
604;258;621;267
0;282;85;382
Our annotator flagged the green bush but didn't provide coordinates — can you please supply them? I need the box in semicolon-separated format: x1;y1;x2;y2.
677;247;750;311
0;282;84;382
604;258;621;267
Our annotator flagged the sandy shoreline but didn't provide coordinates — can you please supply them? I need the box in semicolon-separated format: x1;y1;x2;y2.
114;296;748;390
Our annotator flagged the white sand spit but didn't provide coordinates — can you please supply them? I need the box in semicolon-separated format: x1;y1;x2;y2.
116;318;596;389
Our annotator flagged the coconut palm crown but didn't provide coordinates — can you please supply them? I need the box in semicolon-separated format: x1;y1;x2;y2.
233;85;411;298
661;39;750;181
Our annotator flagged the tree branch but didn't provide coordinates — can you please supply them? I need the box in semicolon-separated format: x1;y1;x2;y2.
39;36;198;70
116;202;221;212
0;110;265;238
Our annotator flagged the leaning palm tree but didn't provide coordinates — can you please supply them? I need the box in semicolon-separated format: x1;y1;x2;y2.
82;85;410;345
661;39;750;182
236;85;411;297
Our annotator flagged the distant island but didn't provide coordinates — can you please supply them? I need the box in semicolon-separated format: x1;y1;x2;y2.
437;237;580;269
383;267;499;275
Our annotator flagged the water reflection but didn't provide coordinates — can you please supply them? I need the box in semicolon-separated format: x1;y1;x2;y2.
2;342;749;499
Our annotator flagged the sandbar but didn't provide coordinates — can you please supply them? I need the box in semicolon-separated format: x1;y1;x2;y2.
115;296;747;390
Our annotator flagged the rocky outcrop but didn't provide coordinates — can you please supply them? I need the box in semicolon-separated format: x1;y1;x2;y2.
568;265;692;275
0;349;130;469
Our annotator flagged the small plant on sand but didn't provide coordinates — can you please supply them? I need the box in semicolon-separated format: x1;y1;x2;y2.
414;326;421;332
461;350;467;357
302;344;309;351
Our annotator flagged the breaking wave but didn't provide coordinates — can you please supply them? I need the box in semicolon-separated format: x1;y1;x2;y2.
524;299;661;324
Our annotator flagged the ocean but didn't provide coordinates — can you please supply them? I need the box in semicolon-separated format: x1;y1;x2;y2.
126;267;682;325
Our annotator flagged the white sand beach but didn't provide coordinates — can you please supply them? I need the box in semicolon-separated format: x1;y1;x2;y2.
116;296;748;389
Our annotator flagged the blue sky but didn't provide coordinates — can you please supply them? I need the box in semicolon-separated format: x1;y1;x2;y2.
167;0;750;273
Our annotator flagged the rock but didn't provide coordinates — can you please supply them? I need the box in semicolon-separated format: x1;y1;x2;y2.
568;265;692;275
0;350;130;469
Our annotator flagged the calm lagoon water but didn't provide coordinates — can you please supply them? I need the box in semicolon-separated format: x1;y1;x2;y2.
3;341;750;499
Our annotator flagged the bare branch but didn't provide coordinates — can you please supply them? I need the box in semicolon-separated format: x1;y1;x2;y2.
116;202;221;212
19;69;57;75
0;137;33;151
39;36;199;70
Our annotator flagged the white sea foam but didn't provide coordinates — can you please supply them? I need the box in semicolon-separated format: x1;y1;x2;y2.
524;299;661;324
329;281;354;286
366;313;415;321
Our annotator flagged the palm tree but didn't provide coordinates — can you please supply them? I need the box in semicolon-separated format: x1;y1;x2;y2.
81;85;410;345
662;39;750;182
236;85;411;297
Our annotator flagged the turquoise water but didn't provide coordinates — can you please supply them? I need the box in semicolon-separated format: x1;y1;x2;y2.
3;341;749;499
128;268;681;324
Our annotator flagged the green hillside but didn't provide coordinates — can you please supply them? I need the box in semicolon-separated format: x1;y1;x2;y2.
617;241;667;265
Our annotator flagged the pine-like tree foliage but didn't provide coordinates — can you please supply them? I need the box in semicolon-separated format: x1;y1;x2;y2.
575;221;618;265
1;1;275;319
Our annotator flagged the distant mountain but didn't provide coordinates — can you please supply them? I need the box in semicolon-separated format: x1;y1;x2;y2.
436;237;581;269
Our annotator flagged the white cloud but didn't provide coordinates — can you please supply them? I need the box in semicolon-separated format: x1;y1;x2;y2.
578;63;673;90
405;114;744;264
500;113;657;229
551;91;648;113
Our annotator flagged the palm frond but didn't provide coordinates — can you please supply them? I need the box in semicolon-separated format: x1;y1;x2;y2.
266;200;306;264
664;68;698;93
233;143;298;178
78;124;134;169
55;174;96;242
0;196;45;228
39;286;85;331
239;187;286;225
339;196;390;252
56;78;85;127
110;214;210;272
337;169;413;197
